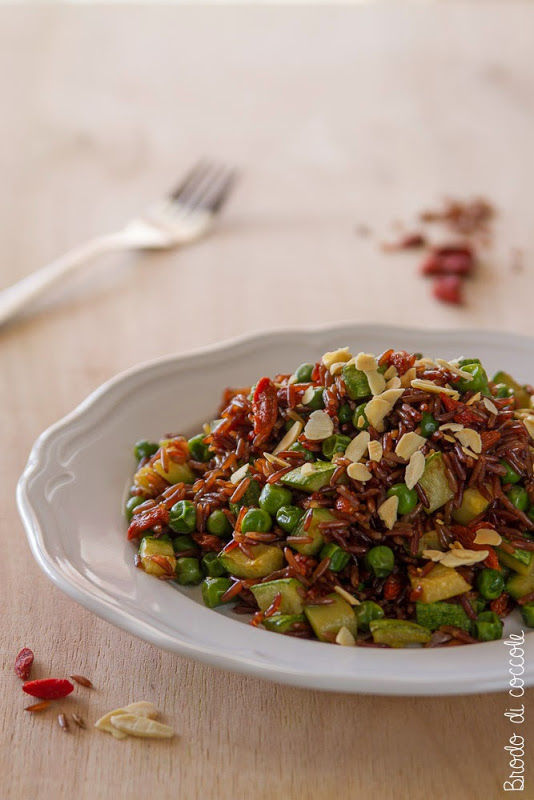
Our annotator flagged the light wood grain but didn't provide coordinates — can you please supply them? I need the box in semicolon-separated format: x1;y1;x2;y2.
1;5;533;799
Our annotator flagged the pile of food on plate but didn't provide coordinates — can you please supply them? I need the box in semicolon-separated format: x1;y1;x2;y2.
124;347;534;648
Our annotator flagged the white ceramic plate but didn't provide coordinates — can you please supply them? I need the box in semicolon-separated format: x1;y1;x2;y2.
18;324;534;695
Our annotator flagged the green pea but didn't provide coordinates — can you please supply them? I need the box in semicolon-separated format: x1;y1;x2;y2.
520;602;534;628
125;495;144;522
288;443;315;462
241;508;272;533
338;403;353;425
201;552;227;578
454;363;489;395
294;362;314;383
507;486;529;512
187;433;211;462
322;434;351;460
353;403;369;430
319;542;350;572
500;459;521;485
169;500;197;533
134;440;159;461
207;509;232;537
175;557;202;585
304;387;325;411
473;611;503;642
201;577;233;608
420;412;439;438
494;383;513;399
386;483;418;515
365;546;395;578
259;484;293;516
355;600;384;632
477;568;505;600
173;535;197;554
457;357;481;367
276;505;304;533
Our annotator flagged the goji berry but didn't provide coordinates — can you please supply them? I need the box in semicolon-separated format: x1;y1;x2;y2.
383;574;402;600
22;678;74;700
127;503;169;540
390;350;416;376
421;245;475;277
252;377;278;445
14;648;34;681
480;430;501;452
490;593;512;617
432;275;463;305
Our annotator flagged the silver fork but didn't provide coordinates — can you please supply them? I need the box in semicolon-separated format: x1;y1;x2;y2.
0;161;236;327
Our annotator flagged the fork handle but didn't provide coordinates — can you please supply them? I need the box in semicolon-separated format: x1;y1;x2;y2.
0;233;126;327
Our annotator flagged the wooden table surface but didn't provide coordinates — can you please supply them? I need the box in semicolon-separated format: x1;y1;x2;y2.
1;5;533;799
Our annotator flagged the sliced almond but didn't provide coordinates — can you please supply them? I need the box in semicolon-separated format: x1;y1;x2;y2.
303;410;334;441
273;420;303;454
440;549;488;568
442;434;457;444
329;361;347;376
334;585;360;605
405;450;425;490
301;386;316;405
377;495;398;530
400;367;417;388
264;452;290;467
435;359;474;380
422;549;445;562
383;365;398;381
379;388;405;406
466;392;482;406
345;430;370;463
455;428;482;454
461;447;479;460
366;369;386;396
230;463;250;485
356;415;366;429
439;422;464;433
523;416;534;441
95;701;158;737
355;352;377;372
110;714;174;739
395;431;426;460
411;379;459;399
347;462;372;482
473;528;502;546
322;347;352;369
482;397;498;416
335;626;356;646
301;462;315;476
368;440;383;462
386;375;401;390
364;397;391;432
415;357;436;368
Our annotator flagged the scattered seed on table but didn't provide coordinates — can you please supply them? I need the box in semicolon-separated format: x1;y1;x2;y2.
72;713;86;729
58;713;69;732
70;675;94;689
24;701;52;713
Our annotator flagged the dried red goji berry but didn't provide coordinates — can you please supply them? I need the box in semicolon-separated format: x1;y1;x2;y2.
127;503;169;540
483;547;500;571
252;377;278;445
453;406;481;426
383;574;402;600
22;678;74;700
389;350;416;376
421;245;475;277
14;648;34;681
440;393;459;412
480;430;501;452
490;593;512;617
432;274;463;305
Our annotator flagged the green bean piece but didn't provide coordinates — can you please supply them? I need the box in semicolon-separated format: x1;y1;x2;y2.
187;433;211;462
241;508;272;533
365;546;395;578
473;611;503;641
476;568;505;600
319;542;350;572
169;500;197;533
201;577;233;608
454;363;489;395
207;509;233;537
134;440;159;461
355;600;384;631
338;403;353;425
125;495;144;522
507;486;529;512
321;434;351;460
352;403;369;430
494;383;514;399
276;505;304;533
201;552;227;578
294;363;314;383
420;412;439;438
520;603;534;628
500;459;521;485
386;483;418;515
175;557;202;585
173;535;198;554
259;484;293;516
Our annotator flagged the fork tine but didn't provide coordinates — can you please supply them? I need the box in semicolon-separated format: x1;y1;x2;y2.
169;161;211;203
201;169;237;213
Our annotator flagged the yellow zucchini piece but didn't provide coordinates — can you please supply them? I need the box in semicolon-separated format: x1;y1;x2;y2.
419;452;454;513
139;537;177;577
452;488;490;525
218;544;284;579
304;594;357;642
410;563;471;603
